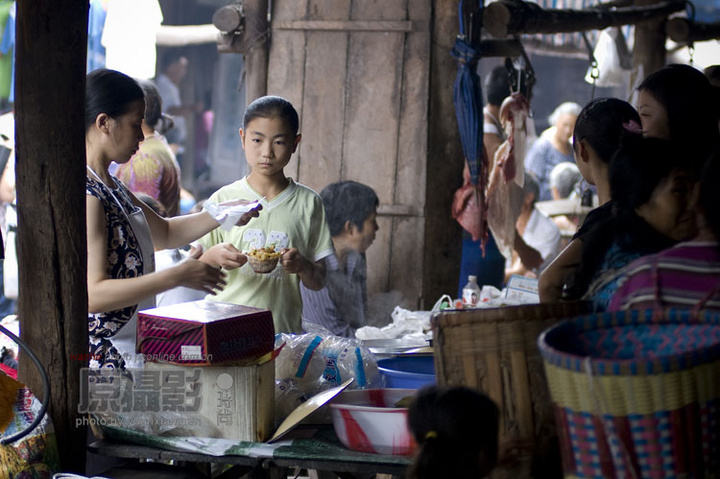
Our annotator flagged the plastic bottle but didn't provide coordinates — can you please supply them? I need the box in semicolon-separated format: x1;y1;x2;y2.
462;275;482;308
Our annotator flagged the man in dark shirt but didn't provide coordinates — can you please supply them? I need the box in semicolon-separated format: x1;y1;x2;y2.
301;181;379;337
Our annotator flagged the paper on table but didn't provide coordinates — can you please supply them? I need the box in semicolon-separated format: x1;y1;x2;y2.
204;199;262;231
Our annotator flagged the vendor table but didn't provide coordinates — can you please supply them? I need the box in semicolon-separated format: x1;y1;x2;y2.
88;427;411;479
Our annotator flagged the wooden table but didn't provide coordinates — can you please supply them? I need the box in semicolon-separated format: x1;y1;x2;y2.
88;427;411;479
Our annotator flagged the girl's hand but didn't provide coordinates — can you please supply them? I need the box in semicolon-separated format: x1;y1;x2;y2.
280;247;308;275
174;249;227;294
200;242;247;270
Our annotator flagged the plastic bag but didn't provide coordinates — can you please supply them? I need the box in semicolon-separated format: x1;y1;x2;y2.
355;306;433;342
274;333;380;422
585;28;632;88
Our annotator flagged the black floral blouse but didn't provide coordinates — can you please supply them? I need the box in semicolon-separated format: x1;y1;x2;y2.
86;175;145;369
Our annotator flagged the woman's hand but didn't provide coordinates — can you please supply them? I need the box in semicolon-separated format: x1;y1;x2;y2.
173;248;227;294
218;199;262;227
200;242;247;270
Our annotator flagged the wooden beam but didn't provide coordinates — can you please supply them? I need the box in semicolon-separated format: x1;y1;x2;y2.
156;24;219;46
666;17;720;43
484;0;685;38
16;0;88;473
274;20;415;32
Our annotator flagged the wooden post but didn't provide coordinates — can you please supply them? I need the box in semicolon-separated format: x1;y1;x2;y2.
15;1;89;472
424;0;467;306
244;0;269;104
632;0;668;82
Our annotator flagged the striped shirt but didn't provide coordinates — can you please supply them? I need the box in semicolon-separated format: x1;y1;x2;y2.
608;241;720;311
300;250;367;338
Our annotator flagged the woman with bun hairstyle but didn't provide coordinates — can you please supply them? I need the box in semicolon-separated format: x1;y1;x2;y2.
539;98;641;302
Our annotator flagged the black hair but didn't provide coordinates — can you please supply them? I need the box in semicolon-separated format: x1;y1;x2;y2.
705;65;720;87
159;49;187;71
407;385;499;479
573;97;642;164
700;147;720;243
137;79;162;129
85;69;144;131
485;66;511;106
321;181;379;237
637;64;719;170
243;95;300;136
523;171;540;204
565;137;683;299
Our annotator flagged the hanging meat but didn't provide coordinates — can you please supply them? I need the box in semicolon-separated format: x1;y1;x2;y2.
486;92;530;260
452;157;489;245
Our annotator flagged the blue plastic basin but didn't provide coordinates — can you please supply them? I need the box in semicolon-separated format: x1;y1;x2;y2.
377;356;436;389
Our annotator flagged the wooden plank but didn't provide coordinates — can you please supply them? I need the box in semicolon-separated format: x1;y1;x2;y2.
342;0;405;203
377;204;422;217
395;0;431;209
366;216;393;295
389;217;425;310
275;20;414;32
297;0;352;190
267;0;309;179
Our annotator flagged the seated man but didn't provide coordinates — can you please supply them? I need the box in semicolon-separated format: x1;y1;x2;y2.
301;181;379;337
505;173;561;282
548;161;584;233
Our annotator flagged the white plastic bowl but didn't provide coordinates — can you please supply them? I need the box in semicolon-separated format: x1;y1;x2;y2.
329;388;417;455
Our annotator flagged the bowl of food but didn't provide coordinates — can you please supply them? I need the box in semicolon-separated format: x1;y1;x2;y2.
246;246;282;273
329;388;417;455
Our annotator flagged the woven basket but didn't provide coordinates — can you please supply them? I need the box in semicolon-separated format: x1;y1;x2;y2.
433;301;592;478
538;308;720;478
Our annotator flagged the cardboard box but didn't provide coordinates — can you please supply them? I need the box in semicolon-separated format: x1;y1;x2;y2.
144;360;275;442
137;300;274;366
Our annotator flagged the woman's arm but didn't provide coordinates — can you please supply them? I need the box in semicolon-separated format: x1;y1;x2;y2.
130;191;259;250
87;196;226;313
538;238;582;303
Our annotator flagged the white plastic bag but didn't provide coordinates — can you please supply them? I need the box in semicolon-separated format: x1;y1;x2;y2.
4;204;18;300
585;28;632;88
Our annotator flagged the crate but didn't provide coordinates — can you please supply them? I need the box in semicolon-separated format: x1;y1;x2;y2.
144;359;275;442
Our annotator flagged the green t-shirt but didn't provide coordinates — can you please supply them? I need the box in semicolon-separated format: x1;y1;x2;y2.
0;1;13;100
198;177;334;333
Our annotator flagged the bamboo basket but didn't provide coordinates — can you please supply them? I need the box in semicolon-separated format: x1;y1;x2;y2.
433;301;592;478
538;308;720;478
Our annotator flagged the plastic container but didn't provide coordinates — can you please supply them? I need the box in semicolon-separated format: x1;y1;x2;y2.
329;388;417;455
462;275;481;308
377;356;435;389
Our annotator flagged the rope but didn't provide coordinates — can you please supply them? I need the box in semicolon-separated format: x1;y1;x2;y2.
0;324;50;445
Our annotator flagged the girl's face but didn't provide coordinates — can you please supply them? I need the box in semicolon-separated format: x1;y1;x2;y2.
239;116;301;178
636;89;670;139
554;113;577;143
107;99;145;163
636;169;697;241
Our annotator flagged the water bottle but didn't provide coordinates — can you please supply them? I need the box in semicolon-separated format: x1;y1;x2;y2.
462;275;481;308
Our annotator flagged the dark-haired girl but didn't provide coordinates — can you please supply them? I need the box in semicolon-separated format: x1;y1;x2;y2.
407;385;499;479
539;98;641;302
